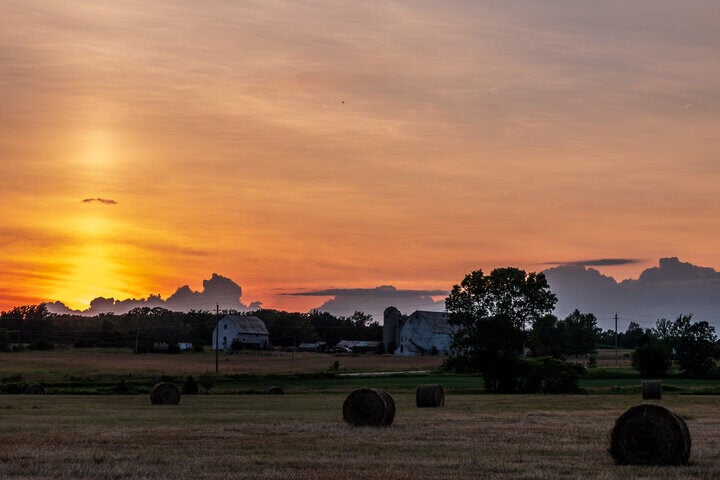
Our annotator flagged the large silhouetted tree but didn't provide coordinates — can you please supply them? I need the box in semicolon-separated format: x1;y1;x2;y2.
445;267;557;392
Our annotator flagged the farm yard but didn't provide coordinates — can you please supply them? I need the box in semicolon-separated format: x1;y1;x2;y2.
2;394;720;479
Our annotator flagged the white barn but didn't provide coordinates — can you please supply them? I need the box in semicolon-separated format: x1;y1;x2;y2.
212;315;270;351
383;307;457;356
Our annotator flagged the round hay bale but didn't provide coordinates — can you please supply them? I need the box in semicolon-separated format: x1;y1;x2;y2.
266;386;284;395
25;383;46;395
642;380;662;400
376;389;395;425
416;384;445;408
149;382;181;405
609;404;691;465
342;388;395;426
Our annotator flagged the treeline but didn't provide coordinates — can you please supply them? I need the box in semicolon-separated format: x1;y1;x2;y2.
0;304;381;352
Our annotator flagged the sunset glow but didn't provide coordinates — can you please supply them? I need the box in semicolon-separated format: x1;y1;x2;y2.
2;1;720;312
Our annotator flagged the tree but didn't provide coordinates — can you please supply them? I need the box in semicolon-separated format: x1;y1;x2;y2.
632;343;672;377
0;327;8;352
558;309;600;356
445;267;558;392
528;314;563;358
621;322;645;348
653;314;718;376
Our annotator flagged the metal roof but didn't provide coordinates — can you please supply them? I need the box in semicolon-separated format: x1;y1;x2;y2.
223;315;269;335
408;311;457;335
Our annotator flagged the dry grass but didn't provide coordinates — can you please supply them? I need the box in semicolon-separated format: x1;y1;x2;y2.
1;394;720;479
0;350;444;380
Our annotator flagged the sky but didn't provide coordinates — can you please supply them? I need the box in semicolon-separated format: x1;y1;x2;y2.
2;0;720;313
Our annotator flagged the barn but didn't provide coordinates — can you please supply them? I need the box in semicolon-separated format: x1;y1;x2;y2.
212;315;270;351
383;307;457;356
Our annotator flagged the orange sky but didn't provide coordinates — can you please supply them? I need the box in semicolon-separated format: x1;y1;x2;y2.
2;0;720;312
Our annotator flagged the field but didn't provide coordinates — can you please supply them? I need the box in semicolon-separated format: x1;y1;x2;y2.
0;349;445;380
3;349;720;478
2;394;720;479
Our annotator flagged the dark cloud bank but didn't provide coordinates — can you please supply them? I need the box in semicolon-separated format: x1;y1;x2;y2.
286;286;446;321
544;257;720;329
46;258;720;330
46;274;262;315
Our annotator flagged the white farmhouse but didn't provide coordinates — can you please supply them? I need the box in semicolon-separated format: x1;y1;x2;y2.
212;315;270;351
383;307;457;356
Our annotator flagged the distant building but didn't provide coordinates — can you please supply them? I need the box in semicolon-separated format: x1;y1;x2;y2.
212;315;270;351
335;340;383;354
298;341;327;352
383;307;457;356
151;341;193;352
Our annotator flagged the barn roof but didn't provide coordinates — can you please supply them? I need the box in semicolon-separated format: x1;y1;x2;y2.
408;311;456;335
223;315;269;335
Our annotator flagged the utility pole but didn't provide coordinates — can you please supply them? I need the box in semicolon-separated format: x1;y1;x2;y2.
134;329;140;355
614;313;619;367
215;302;220;374
291;336;296;362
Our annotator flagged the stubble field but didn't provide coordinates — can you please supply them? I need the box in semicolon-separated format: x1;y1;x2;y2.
2;393;720;479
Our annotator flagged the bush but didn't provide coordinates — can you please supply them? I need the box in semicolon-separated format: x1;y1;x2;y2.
441;354;582;393
632;343;672;377
0;374;26;394
29;340;54;351
73;338;98;348
193;344;205;353
519;357;585;394
113;379;131;394
182;376;199;394
198;373;214;393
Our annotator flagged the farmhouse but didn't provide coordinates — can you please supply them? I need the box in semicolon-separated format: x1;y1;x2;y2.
212;315;270;351
383;306;457;356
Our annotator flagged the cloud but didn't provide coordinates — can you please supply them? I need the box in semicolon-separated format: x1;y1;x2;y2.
285;285;447;322
546;258;642;267
81;198;118;205
45;273;261;315
544;257;720;329
286;285;448;297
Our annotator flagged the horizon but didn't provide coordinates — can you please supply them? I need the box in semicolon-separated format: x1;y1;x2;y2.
17;256;717;320
3;2;719;315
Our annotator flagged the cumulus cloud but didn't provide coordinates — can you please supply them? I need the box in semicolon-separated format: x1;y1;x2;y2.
544;257;720;330
45;273;261;315
81;198;118;205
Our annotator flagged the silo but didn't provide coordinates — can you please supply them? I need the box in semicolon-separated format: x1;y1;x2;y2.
383;306;402;354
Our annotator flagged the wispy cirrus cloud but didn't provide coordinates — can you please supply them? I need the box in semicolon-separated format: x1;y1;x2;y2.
81;198;118;205
545;258;642;267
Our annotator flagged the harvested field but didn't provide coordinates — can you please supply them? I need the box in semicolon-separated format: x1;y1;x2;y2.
0;349;444;380
1;394;720;479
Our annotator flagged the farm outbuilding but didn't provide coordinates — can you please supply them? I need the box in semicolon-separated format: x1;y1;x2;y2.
334;340;383;354
383;307;457;356
212;315;270;351
298;342;327;352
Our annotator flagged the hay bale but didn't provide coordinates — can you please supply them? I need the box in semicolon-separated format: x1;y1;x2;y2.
266;386;284;395
342;388;395;426
642;380;662;400
25;384;46;395
416;384;445;408
609;404;691;465
149;382;181;405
